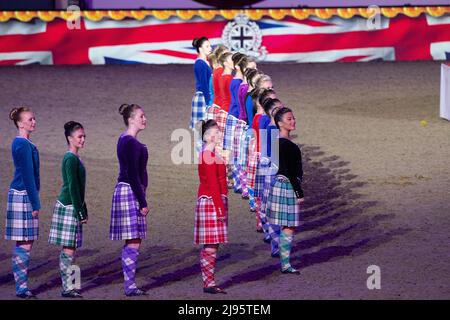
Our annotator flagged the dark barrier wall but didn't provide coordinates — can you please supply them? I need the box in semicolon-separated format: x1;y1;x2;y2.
0;0;55;10
86;0;450;9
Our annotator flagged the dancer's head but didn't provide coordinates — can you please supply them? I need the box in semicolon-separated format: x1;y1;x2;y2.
212;44;229;58
274;107;296;133
262;98;283;120
209;52;219;69
232;52;248;74
246;69;263;89
219;51;233;70
64;121;85;149
251;87;267;114
192;37;212;56
246;56;257;70
201;119;220;144
9;107;35;133
255;74;273;90
258;88;277;108
119;104;146;130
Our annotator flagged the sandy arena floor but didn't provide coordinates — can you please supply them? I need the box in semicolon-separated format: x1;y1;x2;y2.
0;62;449;300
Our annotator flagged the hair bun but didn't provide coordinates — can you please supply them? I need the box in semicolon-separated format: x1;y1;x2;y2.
192;38;199;49
118;104;129;115
9;108;18;121
64;121;75;131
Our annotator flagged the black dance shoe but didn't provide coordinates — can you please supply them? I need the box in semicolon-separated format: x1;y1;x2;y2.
16;290;37;299
281;266;300;275
203;286;227;294
61;290;83;298
125;288;148;297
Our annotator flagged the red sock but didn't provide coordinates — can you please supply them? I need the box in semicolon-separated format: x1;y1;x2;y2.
200;248;217;288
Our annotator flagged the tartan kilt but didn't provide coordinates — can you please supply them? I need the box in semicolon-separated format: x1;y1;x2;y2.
5;189;39;241
206;105;220;121
238;128;250;167
232;120;246;164
190;91;207;129
194;195;228;245
216;109;228;147
247;151;260;190
260;170;277;215
266;175;301;227
206;105;214;121
223;114;238;151
48;201;82;248
110;182;147;240
254;156;271;198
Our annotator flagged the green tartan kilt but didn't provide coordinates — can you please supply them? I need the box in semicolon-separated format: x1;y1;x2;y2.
48;201;82;248
266;175;301;227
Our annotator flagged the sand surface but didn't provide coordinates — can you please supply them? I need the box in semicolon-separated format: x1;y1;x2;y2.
0;62;449;300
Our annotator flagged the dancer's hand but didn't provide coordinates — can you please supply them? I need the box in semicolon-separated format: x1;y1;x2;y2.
80;219;88;224
140;207;149;216
297;198;305;204
32;210;39;217
217;216;226;222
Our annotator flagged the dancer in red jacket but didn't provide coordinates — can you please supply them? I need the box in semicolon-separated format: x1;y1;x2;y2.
194;119;228;294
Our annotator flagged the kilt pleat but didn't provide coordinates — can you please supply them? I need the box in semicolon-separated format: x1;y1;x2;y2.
232;120;246;164
223;114;238;151
216;109;228;147
5;189;39;241
254;156;271;198
238;129;251;167
247;150;260;190
259;166;277;215
206;105;220;121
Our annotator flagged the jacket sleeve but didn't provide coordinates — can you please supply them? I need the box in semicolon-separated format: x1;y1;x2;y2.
285;143;304;199
124;139;147;209
203;152;226;218
15;140;41;211
65;156;87;221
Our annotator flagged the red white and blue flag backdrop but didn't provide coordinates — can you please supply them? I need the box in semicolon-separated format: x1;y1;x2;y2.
0;13;449;65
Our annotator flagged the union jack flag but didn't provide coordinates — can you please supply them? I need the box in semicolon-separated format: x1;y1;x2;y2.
0;13;449;65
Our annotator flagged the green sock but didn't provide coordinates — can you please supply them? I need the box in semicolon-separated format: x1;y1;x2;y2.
280;231;294;271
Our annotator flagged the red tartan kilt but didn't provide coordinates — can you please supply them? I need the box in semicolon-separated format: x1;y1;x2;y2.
247;151;260;189
194;196;228;245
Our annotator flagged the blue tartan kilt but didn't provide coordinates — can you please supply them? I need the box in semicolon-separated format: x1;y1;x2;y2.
5;189;39;241
190;91;207;129
260;169;277;214
266;175;301;227
238;128;250;167
223;114;238;151
254;156;271;198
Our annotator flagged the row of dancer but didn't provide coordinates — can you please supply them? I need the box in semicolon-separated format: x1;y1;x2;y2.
5;105;149;298
191;36;305;293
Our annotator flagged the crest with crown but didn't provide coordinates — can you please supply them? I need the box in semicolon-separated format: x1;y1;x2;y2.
221;13;267;61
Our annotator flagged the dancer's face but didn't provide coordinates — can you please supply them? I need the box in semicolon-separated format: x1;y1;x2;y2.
68;128;86;149
205;125;221;144
279;112;296;131
201;41;212;56
261;80;273;90
129;108;147;131
18;111;36;133
224;55;233;70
